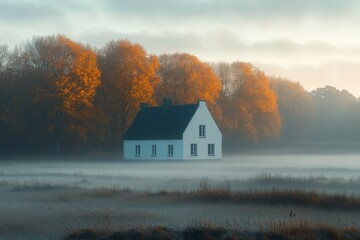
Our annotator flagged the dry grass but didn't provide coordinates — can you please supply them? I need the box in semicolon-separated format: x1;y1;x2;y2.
2;178;360;239
65;224;360;240
6;178;360;210
140;187;360;210
11;180;76;191
267;222;360;240
82;187;133;198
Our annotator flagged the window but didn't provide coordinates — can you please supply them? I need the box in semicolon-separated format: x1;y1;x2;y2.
191;144;197;156
151;145;157;156
199;125;206;137
135;145;140;156
168;145;174;156
208;144;215;156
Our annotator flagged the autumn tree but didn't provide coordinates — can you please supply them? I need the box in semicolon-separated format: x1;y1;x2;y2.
213;62;281;143
156;53;221;106
270;77;314;142
27;35;101;154
3;34;360;156
97;40;160;149
155;53;222;126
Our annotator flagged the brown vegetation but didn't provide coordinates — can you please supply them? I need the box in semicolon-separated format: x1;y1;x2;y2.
140;188;360;211
5;176;360;210
65;224;360;240
2;172;360;239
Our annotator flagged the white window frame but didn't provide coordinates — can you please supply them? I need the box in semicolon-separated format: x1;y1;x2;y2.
151;145;156;156
199;125;206;138
208;144;215;156
168;144;174;156
191;144;197;156
135;145;140;156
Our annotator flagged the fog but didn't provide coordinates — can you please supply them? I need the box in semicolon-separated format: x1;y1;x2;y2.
3;154;360;177
2;154;360;191
2;154;360;240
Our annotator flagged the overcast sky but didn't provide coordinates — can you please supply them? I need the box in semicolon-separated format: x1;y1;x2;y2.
1;0;360;96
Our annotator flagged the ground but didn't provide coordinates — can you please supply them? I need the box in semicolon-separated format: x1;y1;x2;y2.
1;155;360;240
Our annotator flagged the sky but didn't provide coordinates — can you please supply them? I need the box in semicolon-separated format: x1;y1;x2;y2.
1;0;360;96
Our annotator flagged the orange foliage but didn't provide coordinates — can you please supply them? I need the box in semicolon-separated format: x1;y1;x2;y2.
97;40;160;142
34;35;100;112
217;62;281;142
56;36;101;115
156;53;221;106
32;34;101;141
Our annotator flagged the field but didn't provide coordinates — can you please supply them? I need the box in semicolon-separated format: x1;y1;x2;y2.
1;155;360;240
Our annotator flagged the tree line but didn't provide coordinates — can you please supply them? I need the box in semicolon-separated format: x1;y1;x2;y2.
0;34;359;156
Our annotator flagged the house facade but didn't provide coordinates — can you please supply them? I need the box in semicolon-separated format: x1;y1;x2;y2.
123;99;222;160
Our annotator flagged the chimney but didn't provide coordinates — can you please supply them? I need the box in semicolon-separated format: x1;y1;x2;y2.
140;102;149;111
163;97;172;110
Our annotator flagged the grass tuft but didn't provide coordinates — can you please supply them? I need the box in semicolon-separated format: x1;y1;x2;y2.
65;224;360;240
143;188;360;210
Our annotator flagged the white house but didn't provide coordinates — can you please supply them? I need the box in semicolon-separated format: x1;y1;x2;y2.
123;98;222;160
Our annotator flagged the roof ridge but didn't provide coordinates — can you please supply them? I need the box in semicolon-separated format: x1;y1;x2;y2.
124;103;199;140
146;103;198;109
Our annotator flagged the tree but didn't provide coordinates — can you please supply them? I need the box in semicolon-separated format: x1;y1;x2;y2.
156;53;221;106
97;40;160;149
0;44;42;154
211;62;233;101
0;45;13;153
156;53;222;126
213;62;281;143
311;85;358;141
28;35;101;154
0;45;9;115
270;77;314;142
0;45;8;72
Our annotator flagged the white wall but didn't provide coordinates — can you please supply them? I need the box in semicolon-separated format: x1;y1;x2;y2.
183;101;222;160
124;140;183;160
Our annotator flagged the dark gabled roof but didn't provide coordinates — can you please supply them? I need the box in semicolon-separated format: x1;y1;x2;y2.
124;104;199;140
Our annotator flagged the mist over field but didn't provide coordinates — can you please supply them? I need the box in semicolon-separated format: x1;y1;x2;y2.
2;155;360;181
1;155;360;239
